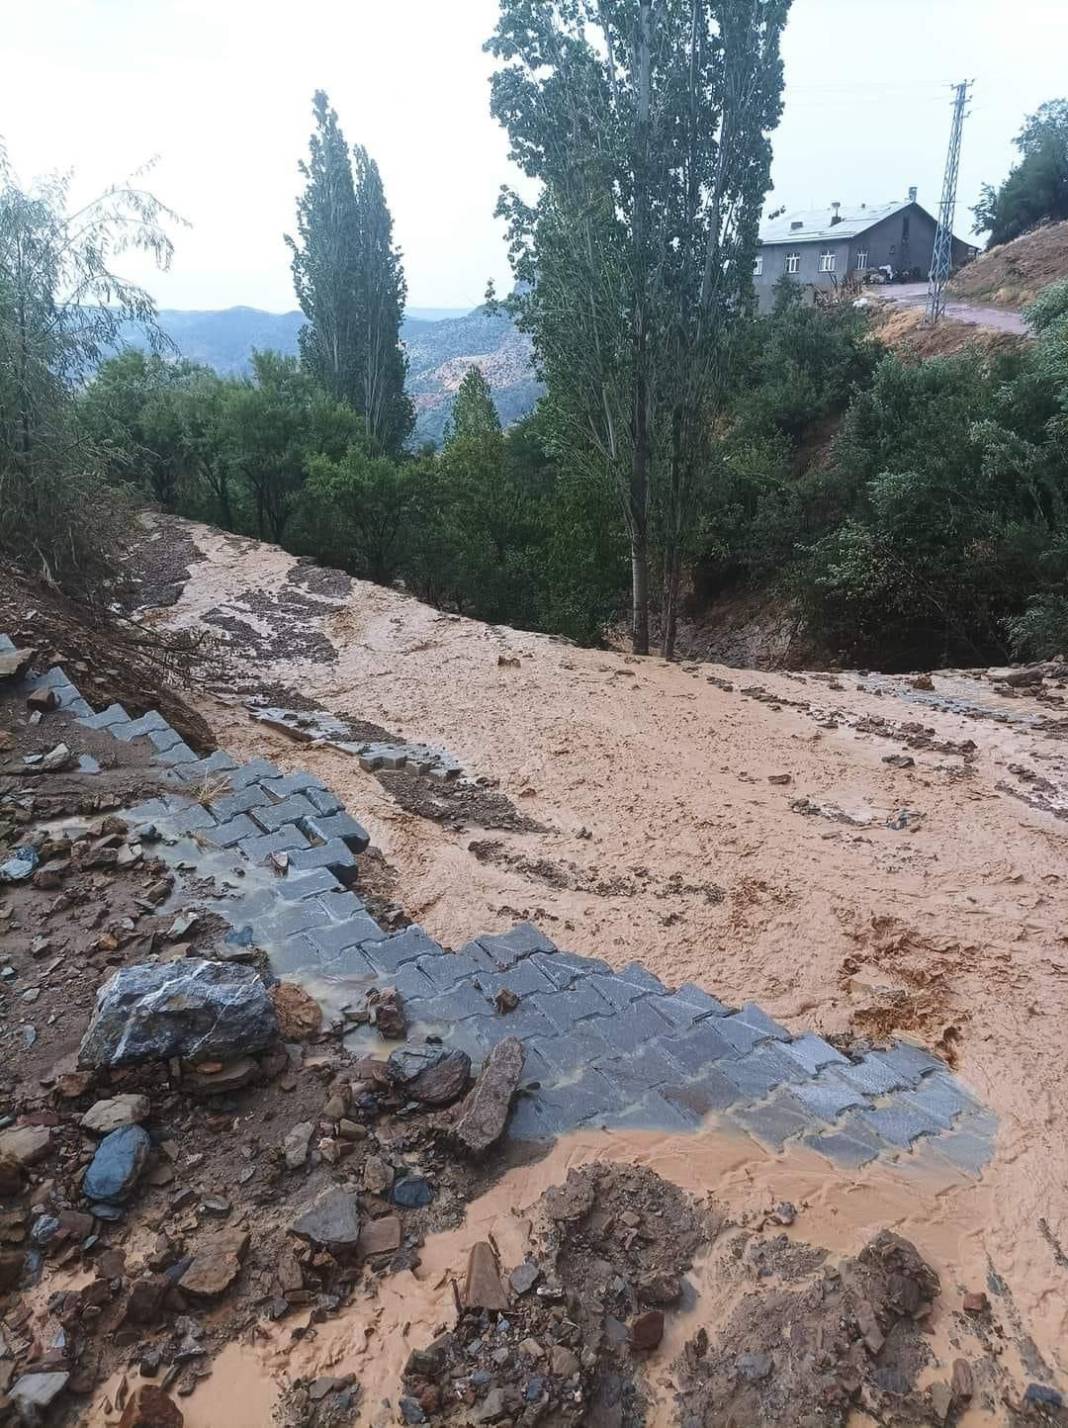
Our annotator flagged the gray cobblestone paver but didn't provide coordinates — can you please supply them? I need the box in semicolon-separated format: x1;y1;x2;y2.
35;651;995;1179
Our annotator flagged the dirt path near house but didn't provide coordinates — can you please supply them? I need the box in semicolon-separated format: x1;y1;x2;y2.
883;282;1030;333
145;517;1068;1391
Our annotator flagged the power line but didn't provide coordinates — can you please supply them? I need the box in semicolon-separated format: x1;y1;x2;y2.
926;80;973;323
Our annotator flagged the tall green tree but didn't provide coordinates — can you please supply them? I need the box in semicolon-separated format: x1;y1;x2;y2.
488;0;790;656
445;365;501;443
974;99;1068;248
352;146;414;454
287;92;413;454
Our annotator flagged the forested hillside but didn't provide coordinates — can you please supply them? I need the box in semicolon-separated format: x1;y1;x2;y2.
133;305;538;447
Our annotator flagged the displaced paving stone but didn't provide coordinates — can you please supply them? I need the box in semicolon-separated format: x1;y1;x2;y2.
79;960;278;1068
82;1124;151;1205
403;1049;472;1106
464;1241;509;1311
446;1037;524;1155
290;1189;361;1253
81;1094;151;1135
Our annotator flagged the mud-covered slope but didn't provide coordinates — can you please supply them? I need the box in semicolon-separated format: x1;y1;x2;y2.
136;514;1068;1391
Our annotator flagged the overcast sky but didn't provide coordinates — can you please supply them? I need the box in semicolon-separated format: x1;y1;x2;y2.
4;0;1066;313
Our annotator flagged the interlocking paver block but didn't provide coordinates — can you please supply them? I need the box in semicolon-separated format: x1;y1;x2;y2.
854;1102;942;1149
527;950;612;990
929;1126;993;1178
309;914;387;960
110;710;171;741
595;1045;698;1096
784;1033;848;1075
482;999;558;1042
172;802;218;834
386;961;437;1002
175;750;240;783
78;703;129;730
647;993;717;1031
735;1003;792;1042
617;963;668;995
147;727;183;753
528;1024;615;1081
406;983;501;1026
299;811;371;852
289;838;356;877
674;983;731;1016
836;1052;911;1097
363;928;445;978
587;974;649;1011
659;1074;739;1119
719;1043;809;1099
476;960;558;1002
209;813;259;849
251;794;319;833
882;1041;945;1083
416;948;498;990
661;1021;737;1076
712;1014;772;1057
788;1073;867;1122
902;1072;978;1129
529;981;610;1035
211;786;272;821
262;771;327;801
473;922;556;968
238;827;310;863
602;996;677;1048
509;1070;620;1140
157;741;199;766
602;1090;701;1133
305;786;343;816
730;1092;814;1151
804;1122;884;1169
228;758;283;790
319;890;368;922
276;869;341;901
263;900;334;941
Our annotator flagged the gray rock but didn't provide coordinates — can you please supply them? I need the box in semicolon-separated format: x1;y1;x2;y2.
83;1124;151;1204
284;1121;315;1170
446;1037;525;1155
510;1261;541;1295
0;846;38;884
81;1093;151;1135
79;959;278;1068
290;1189;361;1252
10;1370;69;1422
389;1047;472;1106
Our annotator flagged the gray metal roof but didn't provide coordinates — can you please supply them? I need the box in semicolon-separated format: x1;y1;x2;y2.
758;200;913;247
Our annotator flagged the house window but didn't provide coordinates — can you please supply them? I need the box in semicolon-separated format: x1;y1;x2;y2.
855;250;868;272
753;254;764;276
818;250;836;273
785;251;800;274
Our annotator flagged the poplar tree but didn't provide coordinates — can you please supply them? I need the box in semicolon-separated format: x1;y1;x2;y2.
488;0;790;655
287;92;413;454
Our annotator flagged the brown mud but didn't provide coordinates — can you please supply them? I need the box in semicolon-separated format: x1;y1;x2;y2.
97;514;1068;1410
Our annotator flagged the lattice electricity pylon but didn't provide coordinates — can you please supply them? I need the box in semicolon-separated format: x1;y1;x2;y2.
926;80;973;322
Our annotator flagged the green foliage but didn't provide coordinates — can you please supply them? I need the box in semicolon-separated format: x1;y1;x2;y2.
445;366;501;444
974;99;1068;247
287;92;413;455
1006;594;1068;660
488;0;791;654
0;149;178;594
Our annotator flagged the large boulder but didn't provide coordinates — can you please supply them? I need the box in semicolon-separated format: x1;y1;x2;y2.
79;960;278;1069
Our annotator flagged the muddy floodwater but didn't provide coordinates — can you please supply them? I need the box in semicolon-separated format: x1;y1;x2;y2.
134;517;1068;1410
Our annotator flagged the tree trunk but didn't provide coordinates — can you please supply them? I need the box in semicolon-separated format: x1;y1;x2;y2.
630;524;649;656
661;547;682;660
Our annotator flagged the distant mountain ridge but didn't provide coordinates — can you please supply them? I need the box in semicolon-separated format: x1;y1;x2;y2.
141;304;540;446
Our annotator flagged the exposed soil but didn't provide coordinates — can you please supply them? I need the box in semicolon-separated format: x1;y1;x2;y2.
872;302;1028;361
947;220;1068;309
116;516;206;613
379;773;543;834
94;516;1068;1411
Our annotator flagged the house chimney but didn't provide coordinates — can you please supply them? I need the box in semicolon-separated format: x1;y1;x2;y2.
830;200;842;225
908;185;918;202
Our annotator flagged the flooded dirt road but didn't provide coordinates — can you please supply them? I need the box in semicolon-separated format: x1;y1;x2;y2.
143;517;1068;1405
